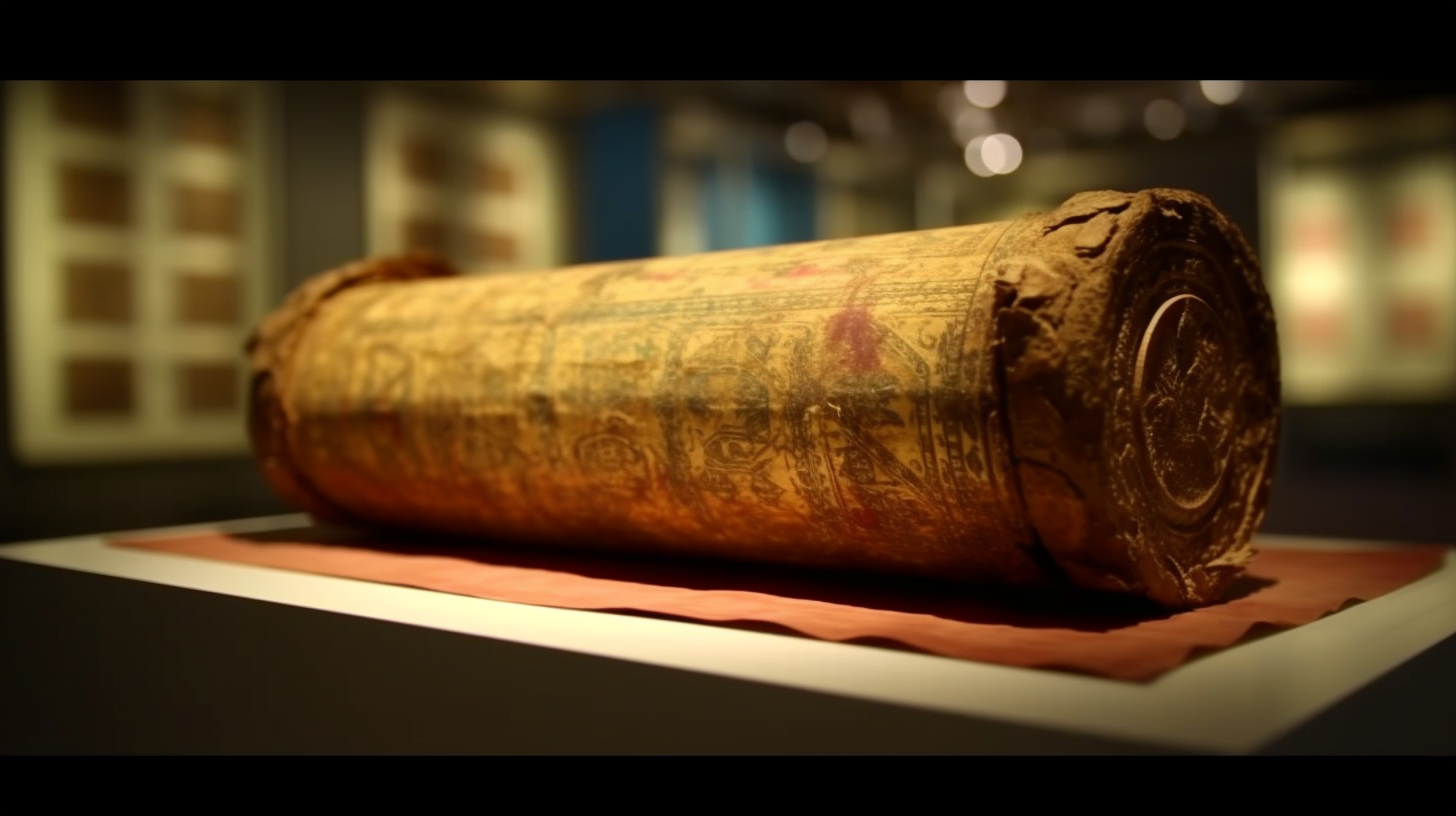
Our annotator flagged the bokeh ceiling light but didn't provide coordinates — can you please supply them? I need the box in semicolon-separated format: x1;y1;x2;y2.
1200;80;1245;106
965;133;1022;176
963;136;996;177
981;133;1023;174
953;107;997;146
1144;99;1187;140
785;121;828;163
963;80;1007;109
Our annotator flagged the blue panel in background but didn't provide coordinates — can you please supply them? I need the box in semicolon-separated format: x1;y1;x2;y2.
700;158;736;252
580;104;659;263
747;162;817;248
700;151;818;252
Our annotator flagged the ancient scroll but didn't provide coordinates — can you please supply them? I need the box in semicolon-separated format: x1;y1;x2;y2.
248;188;1280;609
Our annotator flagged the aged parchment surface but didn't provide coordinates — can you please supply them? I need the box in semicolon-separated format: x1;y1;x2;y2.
249;189;1280;608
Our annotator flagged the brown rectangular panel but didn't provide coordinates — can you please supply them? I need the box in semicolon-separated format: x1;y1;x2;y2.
175;186;239;236
477;160;514;194
403;139;448;185
60;165;130;227
52;81;130;135
177;274;239;325
170;89;240;147
1386;297;1438;351
179;361;240;413
473;230;517;264
64;260;133;324
65;358;134;417
403;218;448;255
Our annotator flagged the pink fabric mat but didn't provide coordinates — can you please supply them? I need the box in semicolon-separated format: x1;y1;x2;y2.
108;526;1448;682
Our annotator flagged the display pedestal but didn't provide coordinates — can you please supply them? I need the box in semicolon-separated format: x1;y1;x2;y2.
2;515;1453;754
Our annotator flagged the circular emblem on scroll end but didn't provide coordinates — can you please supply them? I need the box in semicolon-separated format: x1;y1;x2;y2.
1133;293;1237;525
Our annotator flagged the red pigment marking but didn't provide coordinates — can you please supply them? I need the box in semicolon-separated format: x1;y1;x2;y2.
749;264;835;289
641;268;682;282
826;306;881;372
849;507;879;529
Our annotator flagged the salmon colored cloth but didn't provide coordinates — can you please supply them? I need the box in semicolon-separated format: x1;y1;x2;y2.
108;527;1448;682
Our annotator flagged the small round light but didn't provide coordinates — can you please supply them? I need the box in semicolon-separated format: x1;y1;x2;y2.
953;107;996;146
981;133;1023;175
963;80;1007;109
785;121;828;163
1199;80;1244;106
964;136;995;177
1144;99;1187;141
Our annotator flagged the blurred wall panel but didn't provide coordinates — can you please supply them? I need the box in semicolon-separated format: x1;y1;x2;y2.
1262;102;1456;405
1265;168;1370;402
367;83;569;272
744;161;816;248
657;162;706;257
817;182;860;240
580;103;658;263
0;80;377;542
698;151;821;250
700;156;743;252
1370;152;1456;398
657;102;717;256
1257;101;1456;543
663;104;881;253
281;81;365;289
4;80;277;465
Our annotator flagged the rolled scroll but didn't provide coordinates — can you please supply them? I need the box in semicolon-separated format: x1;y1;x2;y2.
248;188;1280;609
